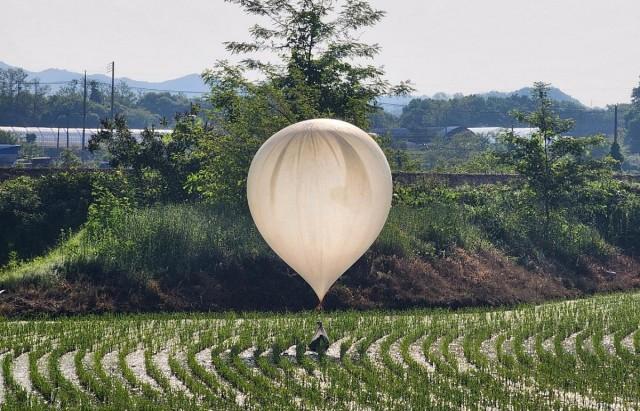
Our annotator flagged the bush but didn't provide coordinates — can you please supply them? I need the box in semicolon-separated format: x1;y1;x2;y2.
0;174;92;265
0;171;150;267
468;184;614;266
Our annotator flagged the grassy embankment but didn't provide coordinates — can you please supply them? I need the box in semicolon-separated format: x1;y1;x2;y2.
2;179;639;314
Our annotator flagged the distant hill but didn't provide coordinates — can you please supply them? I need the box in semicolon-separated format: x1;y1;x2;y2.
378;87;585;115
482;87;583;106
0;61;209;94
2;61;584;110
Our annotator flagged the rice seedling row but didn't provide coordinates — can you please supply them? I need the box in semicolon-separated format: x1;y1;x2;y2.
1;292;640;410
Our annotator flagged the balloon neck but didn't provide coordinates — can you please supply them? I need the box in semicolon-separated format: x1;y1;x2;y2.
315;299;324;312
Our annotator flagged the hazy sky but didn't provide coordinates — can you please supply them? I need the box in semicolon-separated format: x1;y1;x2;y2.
2;0;639;107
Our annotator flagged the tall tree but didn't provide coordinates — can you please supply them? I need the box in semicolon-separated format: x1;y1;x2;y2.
500;82;614;236
626;77;640;153
217;0;411;128
189;0;411;203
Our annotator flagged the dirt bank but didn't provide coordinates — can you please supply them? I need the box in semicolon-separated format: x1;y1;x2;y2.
1;248;639;317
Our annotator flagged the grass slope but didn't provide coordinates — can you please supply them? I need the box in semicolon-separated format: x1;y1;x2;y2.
1;202;639;315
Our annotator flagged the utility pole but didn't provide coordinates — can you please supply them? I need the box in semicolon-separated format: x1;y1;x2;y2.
110;61;115;120
82;71;87;150
33;81;38;123
614;104;619;144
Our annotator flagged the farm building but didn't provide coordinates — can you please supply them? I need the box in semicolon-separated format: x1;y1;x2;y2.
0;144;20;166
372;126;538;144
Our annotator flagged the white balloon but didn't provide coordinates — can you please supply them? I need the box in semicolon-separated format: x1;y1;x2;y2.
247;119;393;301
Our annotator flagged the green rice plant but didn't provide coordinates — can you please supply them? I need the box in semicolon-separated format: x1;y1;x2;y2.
2;292;640;409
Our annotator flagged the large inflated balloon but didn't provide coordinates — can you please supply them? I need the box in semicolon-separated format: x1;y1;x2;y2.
247;119;393;301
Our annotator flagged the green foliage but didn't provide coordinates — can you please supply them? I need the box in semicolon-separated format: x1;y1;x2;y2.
56;149;82;169
7;174;640;285
420;131;514;172
625;78;640;154
500;82;616;237
19;142;43;159
186;125;262;204
89;114;201;201
469;185;613;265
369;109;399;130
221;0;411;128
0;173;93;265
0;67;202;129
573;179;640;255
85;183;134;237
0;129;18;144
392;180;631;268
446;151;514;174
0;170;172;268
610;140;624;169
375;134;421;172
48;197;486;284
399;92;625;139
627;121;640;154
69;203;270;284
190;0;412;204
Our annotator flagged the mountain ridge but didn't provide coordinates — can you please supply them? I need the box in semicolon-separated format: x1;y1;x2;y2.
0;61;209;94
1;61;585;108
378;87;584;116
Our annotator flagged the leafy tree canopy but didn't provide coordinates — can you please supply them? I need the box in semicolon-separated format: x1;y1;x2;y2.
626;77;640;153
190;0;412;203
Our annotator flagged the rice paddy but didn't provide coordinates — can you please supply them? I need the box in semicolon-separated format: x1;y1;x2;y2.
1;291;640;410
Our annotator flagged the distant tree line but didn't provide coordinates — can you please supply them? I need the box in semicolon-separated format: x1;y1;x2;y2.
371;93;629;140
0;67;206;129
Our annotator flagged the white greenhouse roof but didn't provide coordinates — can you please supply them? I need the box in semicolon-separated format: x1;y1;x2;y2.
469;127;537;143
0;126;171;148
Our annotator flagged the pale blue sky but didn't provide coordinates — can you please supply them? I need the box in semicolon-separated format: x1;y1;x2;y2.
1;0;639;107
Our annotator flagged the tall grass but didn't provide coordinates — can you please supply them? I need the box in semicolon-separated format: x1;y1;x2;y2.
65;204;271;282
2;201;489;285
2;181;631;287
374;203;486;258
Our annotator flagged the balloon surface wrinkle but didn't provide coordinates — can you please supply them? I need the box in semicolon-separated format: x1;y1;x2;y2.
247;118;392;301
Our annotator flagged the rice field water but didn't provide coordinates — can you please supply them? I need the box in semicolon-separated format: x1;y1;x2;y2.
1;292;640;410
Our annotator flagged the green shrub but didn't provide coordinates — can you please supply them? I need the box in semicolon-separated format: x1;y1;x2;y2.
0;174;92;265
0;170;155;267
377;185;486;258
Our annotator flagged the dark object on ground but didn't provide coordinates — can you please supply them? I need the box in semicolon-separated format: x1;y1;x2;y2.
309;321;330;353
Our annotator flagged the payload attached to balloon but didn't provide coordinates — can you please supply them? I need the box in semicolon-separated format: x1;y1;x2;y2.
247;119;393;303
